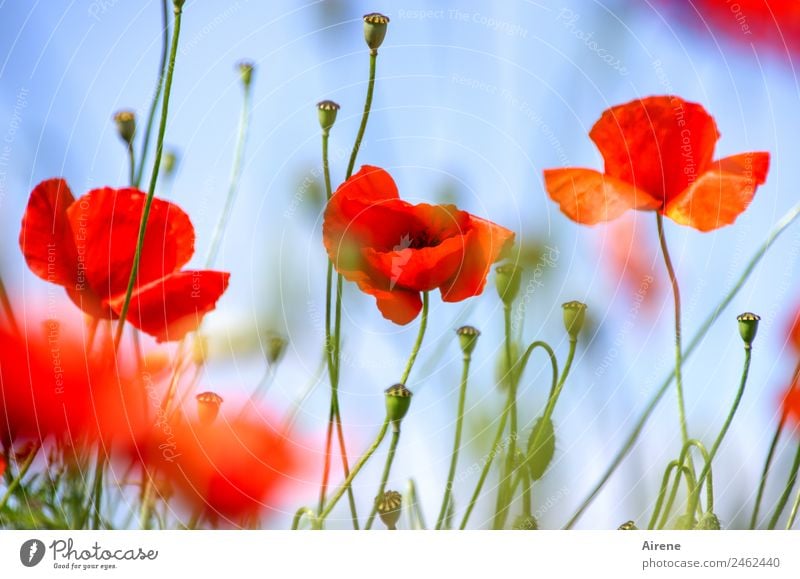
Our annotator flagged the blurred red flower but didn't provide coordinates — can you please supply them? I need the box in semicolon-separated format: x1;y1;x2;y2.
323;165;515;324
544;96;770;232
0;454;5;478
603;214;660;309
19;179;230;342
0;314;149;445
135;411;303;523
782;385;800;427
785;304;800;352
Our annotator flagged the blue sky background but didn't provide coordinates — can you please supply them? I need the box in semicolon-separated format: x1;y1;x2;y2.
1;0;800;529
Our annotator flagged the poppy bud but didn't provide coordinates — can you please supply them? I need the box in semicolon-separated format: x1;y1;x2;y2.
512;514;539;530
737;312;760;349
456;325;480;357
317;100;340;133
495;263;523;306
113;110;136;146
527;416;556;481
618;520;638;530
675;514;697;530
161;149;179;178
173;0;185;11
695;512;721;530
237;60;254;88
363;13;389;53
375;489;402;530
196;391;223;426
562;300;587;340
265;332;287;366
385;383;412;427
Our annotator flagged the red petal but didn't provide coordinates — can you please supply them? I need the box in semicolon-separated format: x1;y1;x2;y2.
544;168;660;225
590;96;720;203
363;236;466;292
19;178;78;286
66;188;195;299
107;270;229;342
664;152;770;231
441;216;516;302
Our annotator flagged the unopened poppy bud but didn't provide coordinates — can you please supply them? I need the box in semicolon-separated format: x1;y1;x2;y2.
385;383;412;427
317;100;340;133
113;110;136;146
695;512;721;530
375;490;402;530
456;325;480;357
618;520;638;530
173;0;185;11
265;332;287;365
196;391;223;425
562;300;587;340
737;312;760;349
527;416;556;481
161;149;179;177
363;13;389;53
512;514;539;530
495;263;522;306
237;60;254;88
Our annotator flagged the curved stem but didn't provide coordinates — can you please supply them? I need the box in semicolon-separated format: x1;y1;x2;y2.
400;291;429;385
562;201;800;529
657;439;707;529
318;419;389;526
204;69;252;267
134;0;170;188
767;437;800;529
436;352;472;530
687;346;751;517
345;52;377;180
648;460;693;530
365;427;401;529
291;506;319;530
459;340;558;530
113;4;183;349
656;213;690;448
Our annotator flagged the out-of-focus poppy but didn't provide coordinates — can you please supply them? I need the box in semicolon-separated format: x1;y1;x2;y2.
782;385;800;427
19;179;230;342
323;165;515;324
0;314;149;445
0;454;5;478
544;96;770;232
135;410;303;523
603;214;660;309
785;304;800;352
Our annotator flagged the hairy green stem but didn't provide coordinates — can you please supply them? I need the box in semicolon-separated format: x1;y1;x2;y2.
768;437;800;529
365;427;401;529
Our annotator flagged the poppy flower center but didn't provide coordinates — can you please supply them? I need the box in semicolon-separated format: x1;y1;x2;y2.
394;229;443;251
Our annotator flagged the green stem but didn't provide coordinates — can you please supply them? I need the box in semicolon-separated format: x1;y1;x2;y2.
401;291;429;384
126;142;136;187
657;439;708;529
656;213;690;449
113;3;183;349
521;468;532;517
318;419;389;526
563;201;800;529
768;437;800;529
460;340;558;530
648;460;694;530
291;506;319;530
365;427;401;529
88;449;107;529
345;51;377;180
0;443;39;511
134;0;170;188
436;352;472;529
687;346;751;517
406;478;427;530
204;67;252;267
493;305;517;529
786;483;800;529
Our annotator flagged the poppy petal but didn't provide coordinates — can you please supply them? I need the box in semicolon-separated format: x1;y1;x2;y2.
106;270;229;342
590;96;719;203
66;188;195;299
664;152;770;231
19;178;78;286
369;286;423;325
544;168;660;225
441;217;516;302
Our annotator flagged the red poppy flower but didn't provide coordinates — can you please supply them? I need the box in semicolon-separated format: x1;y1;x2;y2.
782;385;800;428
0;313;149;445
0;454;5;478
785;304;800;352
134;411;303;523
19;179;230;342
323;165;515;324
544;96;770;232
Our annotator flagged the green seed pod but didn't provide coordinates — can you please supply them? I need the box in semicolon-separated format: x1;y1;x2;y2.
113;110;136;146
161;149;179;178
196;391;223;426
618;520;638;530
385;384;412;426
494;263;522;306
456;325;480;357
264;332;287;366
316;100;340;133
526;416;556;481
674;514;697;530
562;300;587;340
512;514;539;530
375;490;402;530
237;60;254;88
695;512;721;530
363;13;389;52
737;312;760;349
